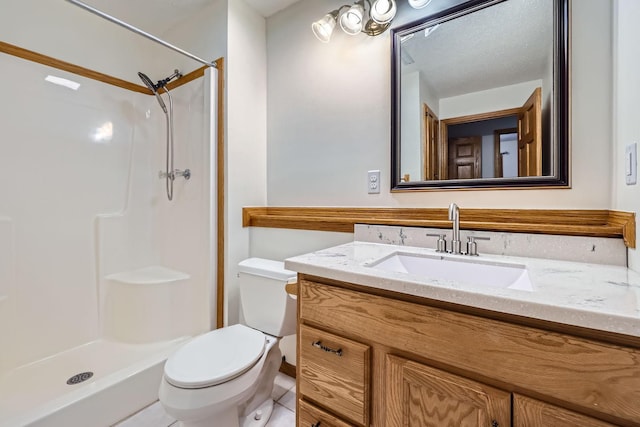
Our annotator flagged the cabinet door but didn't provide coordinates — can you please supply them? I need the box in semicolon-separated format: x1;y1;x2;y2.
513;394;617;427
386;355;510;427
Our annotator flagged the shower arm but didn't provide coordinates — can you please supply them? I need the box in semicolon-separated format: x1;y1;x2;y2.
65;0;217;69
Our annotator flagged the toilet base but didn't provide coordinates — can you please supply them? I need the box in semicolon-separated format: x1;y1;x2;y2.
174;398;274;427
241;398;274;427
160;334;282;427
175;409;238;427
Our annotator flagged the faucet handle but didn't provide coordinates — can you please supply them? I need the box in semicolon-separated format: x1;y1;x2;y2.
426;233;447;253
466;236;490;256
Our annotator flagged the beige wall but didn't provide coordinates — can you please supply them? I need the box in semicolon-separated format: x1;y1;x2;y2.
225;0;268;325
265;0;613;210
613;0;640;270
256;0;623;273
257;0;617;366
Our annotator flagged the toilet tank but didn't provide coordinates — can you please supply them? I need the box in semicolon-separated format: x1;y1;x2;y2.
238;258;297;337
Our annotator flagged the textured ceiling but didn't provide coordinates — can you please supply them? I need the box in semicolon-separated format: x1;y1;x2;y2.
401;0;554;99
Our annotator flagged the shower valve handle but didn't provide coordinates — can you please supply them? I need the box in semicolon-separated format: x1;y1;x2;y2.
174;169;191;180
159;169;191;180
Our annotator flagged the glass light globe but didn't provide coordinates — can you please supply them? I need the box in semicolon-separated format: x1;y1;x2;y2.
408;0;432;9
312;13;337;43
339;3;365;35
370;0;397;24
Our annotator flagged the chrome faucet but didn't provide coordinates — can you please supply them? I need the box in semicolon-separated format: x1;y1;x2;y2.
448;203;462;254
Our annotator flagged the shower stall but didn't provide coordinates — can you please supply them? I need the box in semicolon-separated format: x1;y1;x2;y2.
0;6;219;425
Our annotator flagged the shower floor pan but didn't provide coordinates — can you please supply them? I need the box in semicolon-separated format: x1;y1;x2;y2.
0;337;189;427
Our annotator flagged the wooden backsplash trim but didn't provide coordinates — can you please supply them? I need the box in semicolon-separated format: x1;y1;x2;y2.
242;207;636;248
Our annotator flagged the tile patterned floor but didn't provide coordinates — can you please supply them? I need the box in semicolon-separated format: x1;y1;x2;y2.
113;373;296;427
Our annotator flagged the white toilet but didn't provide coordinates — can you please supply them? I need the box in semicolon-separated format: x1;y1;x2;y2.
159;258;297;427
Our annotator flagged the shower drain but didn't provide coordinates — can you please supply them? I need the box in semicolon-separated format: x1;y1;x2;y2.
66;371;94;385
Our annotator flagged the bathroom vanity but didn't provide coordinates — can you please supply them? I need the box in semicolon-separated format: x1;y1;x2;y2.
286;240;640;427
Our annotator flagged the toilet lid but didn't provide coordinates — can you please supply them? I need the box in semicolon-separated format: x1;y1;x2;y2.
164;324;266;389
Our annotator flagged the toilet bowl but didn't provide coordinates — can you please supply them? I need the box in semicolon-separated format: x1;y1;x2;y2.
158;258;296;427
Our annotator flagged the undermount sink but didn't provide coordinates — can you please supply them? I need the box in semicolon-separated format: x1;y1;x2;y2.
367;252;534;291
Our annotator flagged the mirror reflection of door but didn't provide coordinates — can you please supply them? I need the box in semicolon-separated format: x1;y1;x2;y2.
423;103;439;180
518;87;542;176
438;87;542;179
448;137;481;179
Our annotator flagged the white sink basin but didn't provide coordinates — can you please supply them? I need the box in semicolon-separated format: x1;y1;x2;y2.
367;252;533;291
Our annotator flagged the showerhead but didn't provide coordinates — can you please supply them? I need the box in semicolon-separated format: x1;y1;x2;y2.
138;71;168;114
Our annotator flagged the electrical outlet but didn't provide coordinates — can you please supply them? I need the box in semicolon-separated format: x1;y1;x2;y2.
368;170;381;194
625;143;637;185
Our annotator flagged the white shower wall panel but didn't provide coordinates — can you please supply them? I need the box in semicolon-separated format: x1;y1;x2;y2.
0;217;15;373
97;76;213;339
1;54;139;370
151;76;213;333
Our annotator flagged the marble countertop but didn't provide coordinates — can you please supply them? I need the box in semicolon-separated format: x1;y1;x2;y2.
285;241;640;338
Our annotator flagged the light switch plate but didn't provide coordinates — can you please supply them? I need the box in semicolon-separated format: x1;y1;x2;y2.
625;143;637;185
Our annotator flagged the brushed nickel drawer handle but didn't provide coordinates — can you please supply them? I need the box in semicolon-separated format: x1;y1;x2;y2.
311;422;321;427
312;340;343;356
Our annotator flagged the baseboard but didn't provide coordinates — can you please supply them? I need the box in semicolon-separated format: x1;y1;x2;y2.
279;358;296;379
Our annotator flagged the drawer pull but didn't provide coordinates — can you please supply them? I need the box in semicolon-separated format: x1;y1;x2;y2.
491;421;499;427
311;423;321;427
312;340;343;356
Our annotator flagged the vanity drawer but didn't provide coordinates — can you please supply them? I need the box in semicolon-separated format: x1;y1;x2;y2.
298;324;370;426
298;399;354;427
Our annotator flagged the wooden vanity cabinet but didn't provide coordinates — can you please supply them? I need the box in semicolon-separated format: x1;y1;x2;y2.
513;395;617;427
386;354;510;426
296;275;640;427
298;324;370;426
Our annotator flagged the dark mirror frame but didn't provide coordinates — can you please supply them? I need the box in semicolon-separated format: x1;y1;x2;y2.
391;0;569;191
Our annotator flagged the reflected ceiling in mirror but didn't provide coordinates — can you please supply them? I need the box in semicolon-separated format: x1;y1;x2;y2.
391;0;569;190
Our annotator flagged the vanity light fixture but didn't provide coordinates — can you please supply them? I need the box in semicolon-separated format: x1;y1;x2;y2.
312;0;397;42
340;1;365;35
370;0;397;24
408;0;432;9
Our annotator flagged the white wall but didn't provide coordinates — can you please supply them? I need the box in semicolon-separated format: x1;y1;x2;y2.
399;70;442;181
266;0;613;209
613;0;640;271
225;0;268;325
401;71;422;181
267;0;390;207
159;0;228;77
439;80;543;120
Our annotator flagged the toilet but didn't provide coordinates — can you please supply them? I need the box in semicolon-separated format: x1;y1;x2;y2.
158;258;297;427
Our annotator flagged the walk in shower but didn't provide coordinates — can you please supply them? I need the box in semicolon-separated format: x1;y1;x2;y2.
0;2;220;425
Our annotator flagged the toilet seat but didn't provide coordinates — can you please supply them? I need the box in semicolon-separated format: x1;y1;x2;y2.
164;324;266;389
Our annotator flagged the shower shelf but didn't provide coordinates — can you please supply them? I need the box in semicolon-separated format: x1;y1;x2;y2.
103;266;191;343
105;266;189;285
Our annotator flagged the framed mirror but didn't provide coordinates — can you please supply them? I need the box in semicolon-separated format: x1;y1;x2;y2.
391;0;569;190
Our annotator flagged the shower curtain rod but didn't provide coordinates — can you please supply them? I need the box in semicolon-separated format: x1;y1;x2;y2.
65;0;217;69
